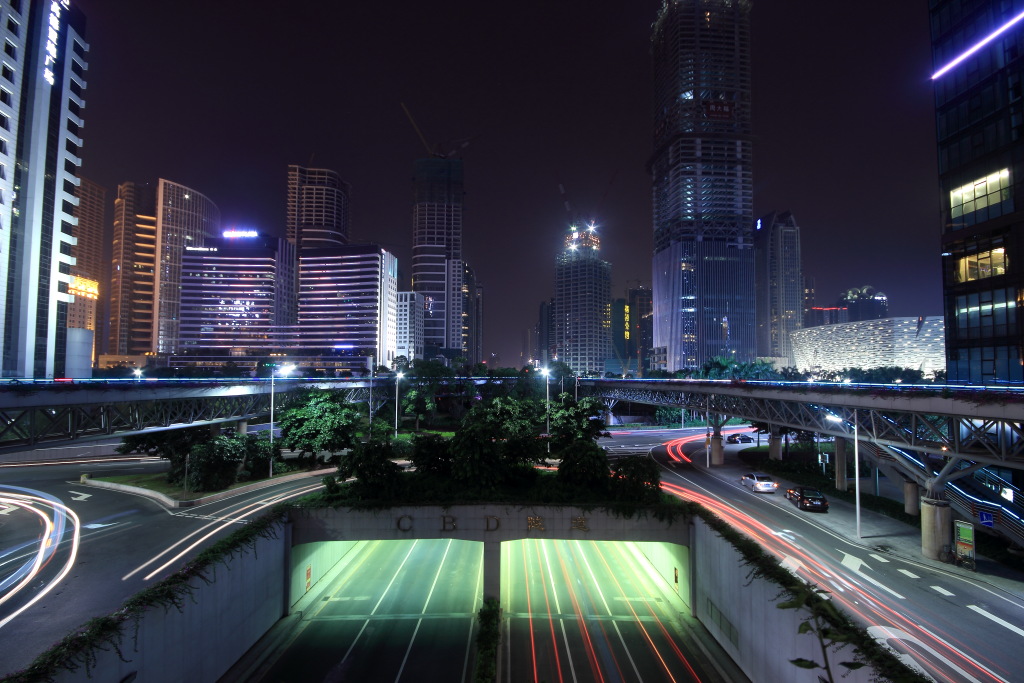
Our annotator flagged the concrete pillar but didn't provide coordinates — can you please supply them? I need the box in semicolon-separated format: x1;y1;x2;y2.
903;481;920;516
768;433;782;461
710;435;724;466
235;420;248;435
834;439;848;491
483;540;501;602
921;498;952;560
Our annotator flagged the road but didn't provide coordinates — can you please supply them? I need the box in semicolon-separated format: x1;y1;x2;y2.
640;428;1024;683
0;456;324;677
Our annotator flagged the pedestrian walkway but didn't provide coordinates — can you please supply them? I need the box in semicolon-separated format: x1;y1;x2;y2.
701;444;1024;595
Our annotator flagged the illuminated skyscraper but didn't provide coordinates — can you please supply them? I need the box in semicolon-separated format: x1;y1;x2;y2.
754;211;803;366
286;165;350;249
69;177;106;365
108;179;220;356
650;0;755;371
930;4;1024;383
0;0;88;377
554;223;611;376
411;157;481;361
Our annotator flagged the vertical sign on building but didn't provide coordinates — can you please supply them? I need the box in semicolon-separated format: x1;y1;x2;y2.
43;1;71;86
954;520;975;563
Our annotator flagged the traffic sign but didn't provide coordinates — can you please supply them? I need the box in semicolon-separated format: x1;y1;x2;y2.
979;511;995;528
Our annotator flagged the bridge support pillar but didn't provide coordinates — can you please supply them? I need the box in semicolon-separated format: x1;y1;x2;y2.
921;498;951;560
483;540;501;602
710;434;724;466
768;432;782;461
834;439;848;491
235;420;248;435
903;481;920;516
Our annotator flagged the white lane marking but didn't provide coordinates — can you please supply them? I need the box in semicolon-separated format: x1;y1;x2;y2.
931;586;955;597
869;625;995;683
869;553;890;563
780;555;804;576
82;522;117;529
968;604;1024;638
840;552;905;600
67;491;92;501
0;504;15;515
898;569;920;579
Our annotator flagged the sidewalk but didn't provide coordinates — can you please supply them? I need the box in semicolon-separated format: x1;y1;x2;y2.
698;445;1024;594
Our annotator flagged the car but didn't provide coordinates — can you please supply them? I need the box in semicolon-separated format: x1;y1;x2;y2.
785;486;830;512
726;433;754;444
740;472;778;493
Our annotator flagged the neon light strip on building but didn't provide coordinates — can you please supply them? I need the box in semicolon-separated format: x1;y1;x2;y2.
932;9;1024;80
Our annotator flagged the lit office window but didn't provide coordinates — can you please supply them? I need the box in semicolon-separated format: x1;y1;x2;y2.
950;169;1011;223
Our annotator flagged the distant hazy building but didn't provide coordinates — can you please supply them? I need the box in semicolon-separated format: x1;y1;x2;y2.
396;291;425;362
177;231;296;359
838;285;888;323
754;211;803;366
0;1;88;377
108;180;220;356
805;307;849;328
286;165;350;249
931;3;1024;384
554;224;611;376
791;316;945;377
297;245;398;369
536;298;555;366
650;0;756;371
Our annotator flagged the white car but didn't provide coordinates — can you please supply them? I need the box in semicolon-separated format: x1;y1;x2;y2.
740;472;778;493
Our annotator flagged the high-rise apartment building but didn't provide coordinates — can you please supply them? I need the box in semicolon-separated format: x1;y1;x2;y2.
178;231;296;358
0;0;88;377
297;245;398;369
754;211;803;365
628;285;654;374
108;179;220;356
650;0;755;372
554;224;611;376
930;3;1024;384
396;291;425;362
286;165;350;250
69;177;106;364
411;157;481;360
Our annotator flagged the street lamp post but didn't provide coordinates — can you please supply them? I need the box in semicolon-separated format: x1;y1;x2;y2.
828;409;861;538
368;355;374;425
541;367;551;453
269;363;295;479
394;372;404;436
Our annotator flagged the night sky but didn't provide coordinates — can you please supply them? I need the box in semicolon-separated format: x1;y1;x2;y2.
73;0;940;367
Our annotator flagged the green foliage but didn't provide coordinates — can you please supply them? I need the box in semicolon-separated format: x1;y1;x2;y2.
547;394;609;451
474;597;502;682
817;366;927;384
556;440;610;492
322;474;340;495
338;440;403;498
402;387;437;429
186;434;246;492
116;426;210;485
367;416;393;443
777;584;868;682
655;406;684;427
610;455;661;504
278;389;361;460
409;433;454;477
449;419;505;490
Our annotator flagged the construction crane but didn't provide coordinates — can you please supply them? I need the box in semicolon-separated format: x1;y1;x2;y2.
400;102;475;159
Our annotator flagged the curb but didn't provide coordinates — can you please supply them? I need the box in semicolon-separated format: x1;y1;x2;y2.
79;467;336;509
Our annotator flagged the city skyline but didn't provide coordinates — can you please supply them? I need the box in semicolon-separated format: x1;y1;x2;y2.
74;0;940;367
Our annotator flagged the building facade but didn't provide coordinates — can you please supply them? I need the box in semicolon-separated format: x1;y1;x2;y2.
396;291;425;362
177;231;296;359
554;224;611;376
838;285;888;323
931;2;1024;384
296;245;398;370
628;285;654;374
108;179;220;357
0;0;88;377
69;177;105;364
650;0;756;372
754;211;803;366
791;316;946;378
286;165;350;250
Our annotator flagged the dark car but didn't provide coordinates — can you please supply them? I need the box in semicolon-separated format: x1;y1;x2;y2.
726;433;754;444
785;486;830;512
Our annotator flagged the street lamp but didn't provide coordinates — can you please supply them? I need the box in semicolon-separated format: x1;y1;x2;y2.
827;409;861;538
394;371;404;436
133;368;142;381
269;363;295;478
540;367;551;453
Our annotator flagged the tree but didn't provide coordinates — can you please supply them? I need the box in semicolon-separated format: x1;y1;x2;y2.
655;406;685;427
776;583;867;682
547;394;610;452
185;434;246;492
338;440;402;498
409;433;453;477
448;396;546;488
402;387;436;430
116;426;210;485
557;440;610;491
610;455;661;504
278;390;361;460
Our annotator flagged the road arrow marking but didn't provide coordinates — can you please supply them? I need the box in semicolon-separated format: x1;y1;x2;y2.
0;504;14;515
780;555;804;575
968;605;1024;638
68;491;92;501
931;586;955;596
772;530;797;542
840;552;905;600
